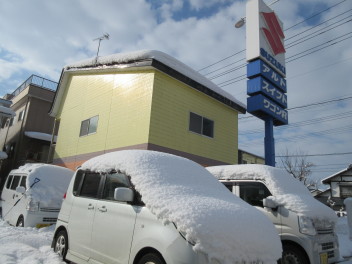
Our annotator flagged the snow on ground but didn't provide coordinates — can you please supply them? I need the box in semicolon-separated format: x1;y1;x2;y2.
0;220;64;264
0;216;351;263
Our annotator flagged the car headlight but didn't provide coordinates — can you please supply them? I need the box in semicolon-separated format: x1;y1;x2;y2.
298;216;316;236
26;199;39;212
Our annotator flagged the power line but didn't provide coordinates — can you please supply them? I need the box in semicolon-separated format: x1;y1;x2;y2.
198;0;348;72
276;152;352;157
285;0;347;31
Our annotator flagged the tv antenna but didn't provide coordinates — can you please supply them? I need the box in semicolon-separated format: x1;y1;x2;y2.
93;33;110;62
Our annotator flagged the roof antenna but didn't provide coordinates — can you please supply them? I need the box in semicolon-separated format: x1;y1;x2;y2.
93;33;110;64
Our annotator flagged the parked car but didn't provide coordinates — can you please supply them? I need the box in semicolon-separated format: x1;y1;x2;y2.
52;150;282;264
207;164;340;264
1;163;74;227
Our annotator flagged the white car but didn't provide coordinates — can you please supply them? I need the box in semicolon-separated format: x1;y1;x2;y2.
207;164;340;264
1;163;74;227
52;150;282;264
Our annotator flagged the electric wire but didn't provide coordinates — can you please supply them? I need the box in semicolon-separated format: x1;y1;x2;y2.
198;0;349;72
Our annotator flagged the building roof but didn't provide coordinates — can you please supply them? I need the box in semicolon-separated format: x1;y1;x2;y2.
322;164;352;184
49;50;246;117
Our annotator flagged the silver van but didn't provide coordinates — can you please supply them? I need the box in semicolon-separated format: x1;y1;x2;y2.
52;150;282;264
208;164;340;264
1;163;73;227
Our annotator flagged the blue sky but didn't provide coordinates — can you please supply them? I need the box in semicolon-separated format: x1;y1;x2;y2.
0;0;351;185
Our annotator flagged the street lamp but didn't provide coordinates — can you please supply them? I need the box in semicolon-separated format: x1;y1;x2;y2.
234;0;280;28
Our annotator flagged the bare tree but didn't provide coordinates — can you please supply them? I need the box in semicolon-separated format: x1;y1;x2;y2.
279;148;316;189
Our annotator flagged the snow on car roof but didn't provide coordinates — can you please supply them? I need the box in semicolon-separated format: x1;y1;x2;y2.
81;150;282;263
207;164;337;223
11;163;74;207
64;50;245;110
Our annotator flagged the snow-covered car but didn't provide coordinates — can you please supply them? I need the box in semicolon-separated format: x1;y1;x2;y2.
52;150;282;264
1;163;74;227
207;164;340;264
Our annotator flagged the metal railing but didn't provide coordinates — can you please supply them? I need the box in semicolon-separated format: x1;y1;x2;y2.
7;75;58;100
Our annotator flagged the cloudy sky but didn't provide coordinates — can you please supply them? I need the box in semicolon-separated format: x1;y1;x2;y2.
0;0;351;185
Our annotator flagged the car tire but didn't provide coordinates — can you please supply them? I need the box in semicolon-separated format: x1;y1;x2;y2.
281;244;309;264
54;230;68;262
137;252;166;264
16;216;24;227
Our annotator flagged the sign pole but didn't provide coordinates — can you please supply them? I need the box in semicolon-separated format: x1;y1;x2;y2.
264;117;275;166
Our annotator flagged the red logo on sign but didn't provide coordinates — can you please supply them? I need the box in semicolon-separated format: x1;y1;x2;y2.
261;12;285;55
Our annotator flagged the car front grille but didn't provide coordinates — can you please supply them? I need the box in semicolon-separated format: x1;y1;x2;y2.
43;217;57;223
40;207;60;213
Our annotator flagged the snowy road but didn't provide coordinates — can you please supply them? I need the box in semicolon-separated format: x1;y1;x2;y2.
0;217;351;264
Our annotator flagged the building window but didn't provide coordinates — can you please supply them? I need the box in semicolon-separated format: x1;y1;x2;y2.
189;112;214;138
9;117;14;126
18;110;25;121
340;185;352;198
79;115;99;137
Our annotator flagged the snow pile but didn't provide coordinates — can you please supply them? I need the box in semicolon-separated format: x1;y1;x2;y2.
0;221;64;264
81;150;282;264
207;164;337;223
13;164;74;207
65;50;245;110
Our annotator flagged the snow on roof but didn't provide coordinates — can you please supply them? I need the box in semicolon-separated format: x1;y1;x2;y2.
12;163;74;207
81;150;282;263
322;165;352;184
64;50;246;110
24;131;57;142
207;164;337;223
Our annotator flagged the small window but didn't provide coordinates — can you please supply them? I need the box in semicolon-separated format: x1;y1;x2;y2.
340;185;352;198
80;116;99;137
9;117;14;127
102;172;131;200
189;112;214;138
238;182;271;207
18;110;25;122
5;175;13;189
80;172;102;198
20;176;27;189
10;175;21;190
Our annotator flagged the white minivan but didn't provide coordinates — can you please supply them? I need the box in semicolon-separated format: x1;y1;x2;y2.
52;150;282;264
207;164;340;264
1;163;74;227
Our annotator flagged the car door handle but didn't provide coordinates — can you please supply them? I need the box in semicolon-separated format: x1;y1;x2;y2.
98;206;107;212
87;204;94;210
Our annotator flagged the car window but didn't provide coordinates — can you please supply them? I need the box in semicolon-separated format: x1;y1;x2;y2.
80;172;103;198
238;182;271;207
5;175;13;189
10;175;21;190
20;176;27;188
102;172;131;200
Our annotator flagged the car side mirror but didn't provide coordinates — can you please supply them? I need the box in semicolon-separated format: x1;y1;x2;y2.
16;186;26;194
263;197;278;210
114;187;134;202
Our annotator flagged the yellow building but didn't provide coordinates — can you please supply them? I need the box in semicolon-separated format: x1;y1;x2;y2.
49;50;246;170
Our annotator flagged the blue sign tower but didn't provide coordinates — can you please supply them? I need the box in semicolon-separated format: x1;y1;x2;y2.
245;0;288;166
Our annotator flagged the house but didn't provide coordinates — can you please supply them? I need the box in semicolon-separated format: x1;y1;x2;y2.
322;164;352;210
49;50;246;170
0;75;58;188
238;149;265;164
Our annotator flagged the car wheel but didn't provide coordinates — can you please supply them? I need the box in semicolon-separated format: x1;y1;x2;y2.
281;244;309;264
16;216;24;227
137;253;166;264
54;230;68;261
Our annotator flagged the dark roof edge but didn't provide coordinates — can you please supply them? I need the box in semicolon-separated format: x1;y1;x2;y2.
50;58;246;116
151;59;246;113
